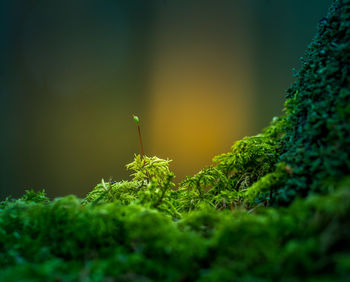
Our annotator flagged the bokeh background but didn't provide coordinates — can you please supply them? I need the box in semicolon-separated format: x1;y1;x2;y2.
0;0;331;199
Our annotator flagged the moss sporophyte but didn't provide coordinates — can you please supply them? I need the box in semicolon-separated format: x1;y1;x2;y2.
133;114;145;158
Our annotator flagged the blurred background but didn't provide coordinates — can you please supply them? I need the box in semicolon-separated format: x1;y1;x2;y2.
0;0;331;198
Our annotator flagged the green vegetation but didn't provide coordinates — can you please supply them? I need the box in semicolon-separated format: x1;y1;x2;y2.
1;0;350;280
1;180;350;281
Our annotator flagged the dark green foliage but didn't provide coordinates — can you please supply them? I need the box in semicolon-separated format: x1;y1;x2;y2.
244;162;289;204
20;189;49;203
1;180;350;281
1;0;350;280
0;190;49;210
275;0;350;204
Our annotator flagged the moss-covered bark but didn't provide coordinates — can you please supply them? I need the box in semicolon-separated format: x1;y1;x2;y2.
278;0;350;204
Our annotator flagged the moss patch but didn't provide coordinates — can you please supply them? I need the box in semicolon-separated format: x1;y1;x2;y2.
1;0;350;280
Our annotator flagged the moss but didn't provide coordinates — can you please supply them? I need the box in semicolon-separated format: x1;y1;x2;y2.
1;180;350;280
244;162;289;204
275;0;350;204
190;0;350;207
1;0;350;280
80;0;350;211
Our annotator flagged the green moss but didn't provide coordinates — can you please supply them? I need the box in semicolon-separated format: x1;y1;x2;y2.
1;0;350;280
244;162;289;204
1;180;350;280
274;0;350;204
195;0;350;207
83;155;179;218
81;0;350;211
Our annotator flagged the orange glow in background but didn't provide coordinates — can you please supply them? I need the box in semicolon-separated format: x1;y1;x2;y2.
148;0;255;180
149;49;254;179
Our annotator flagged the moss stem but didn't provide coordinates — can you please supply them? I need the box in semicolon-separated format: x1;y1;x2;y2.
137;124;145;158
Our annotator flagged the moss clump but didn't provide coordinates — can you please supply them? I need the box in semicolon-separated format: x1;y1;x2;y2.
1;180;350;281
1;0;350;280
276;0;350;204
83;155;179;217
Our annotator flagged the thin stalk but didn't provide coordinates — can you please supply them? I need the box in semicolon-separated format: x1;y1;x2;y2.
137;124;145;158
133;115;145;158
